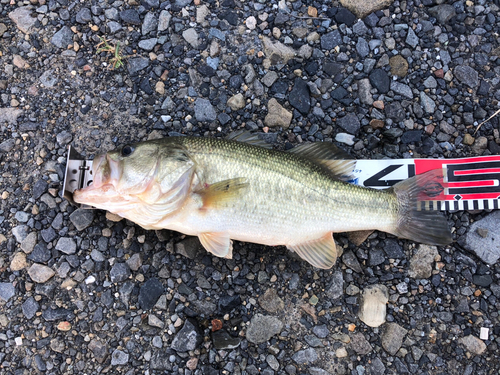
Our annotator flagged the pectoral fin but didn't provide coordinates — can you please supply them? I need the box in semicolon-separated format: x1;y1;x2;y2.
287;233;338;269
197;178;249;209
199;232;233;259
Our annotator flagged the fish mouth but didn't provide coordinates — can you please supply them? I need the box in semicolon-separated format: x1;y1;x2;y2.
73;153;122;206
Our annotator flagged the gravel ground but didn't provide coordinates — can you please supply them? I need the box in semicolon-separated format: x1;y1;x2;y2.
1;0;500;374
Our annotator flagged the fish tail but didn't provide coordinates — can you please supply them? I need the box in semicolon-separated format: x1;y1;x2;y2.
390;169;452;246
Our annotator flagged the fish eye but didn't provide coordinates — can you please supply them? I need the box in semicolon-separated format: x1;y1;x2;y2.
121;145;134;157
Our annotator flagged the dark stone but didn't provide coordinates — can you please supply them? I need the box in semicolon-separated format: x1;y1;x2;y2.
473;274;492;287
289;78;311;115
221;10;238;26
323;61;342;77
270;80;288;97
369;248;385;266
28;243;51;263
110;263;131;283
218;294;241;313
51;26;73;49
171;319;203;352
42;308;75;321
19;122;38;131
76;8;92;23
212;329;241;350
41;227;57;243
321;30;342;50
342;250;363;273
33;179;48;200
70;209;94;231
128;57;150;75
331;87;348;101
383;240;405;259
22;296;39;319
120;9;142;25
198;64;216;77
385;102;405;122
401;130;422;144
140;78;154;95
337;113;360;135
335;8;356;26
138;278;164;310
369;69;390;94
305;61;319;76
477;80;490;96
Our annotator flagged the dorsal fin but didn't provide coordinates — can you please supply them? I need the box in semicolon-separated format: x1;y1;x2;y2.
288;142;356;180
226;130;273;149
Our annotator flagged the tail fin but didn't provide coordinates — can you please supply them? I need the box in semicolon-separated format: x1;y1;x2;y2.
391;169;452;246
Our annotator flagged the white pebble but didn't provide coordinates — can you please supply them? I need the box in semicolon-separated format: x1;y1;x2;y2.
480;327;489;340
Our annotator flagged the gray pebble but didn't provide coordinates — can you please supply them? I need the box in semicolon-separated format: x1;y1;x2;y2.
111;349;129;365
0;283;15;302
110;263;131;283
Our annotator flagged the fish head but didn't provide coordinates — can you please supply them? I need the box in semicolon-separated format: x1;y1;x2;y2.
73;140;196;219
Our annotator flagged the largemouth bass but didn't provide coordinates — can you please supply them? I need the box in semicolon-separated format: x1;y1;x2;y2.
73;133;452;269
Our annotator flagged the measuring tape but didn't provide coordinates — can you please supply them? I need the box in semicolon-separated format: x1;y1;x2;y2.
353;156;500;211
63;146;500;211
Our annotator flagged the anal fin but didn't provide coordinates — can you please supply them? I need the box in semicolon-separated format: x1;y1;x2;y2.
199;232;233;259
287;233;338;269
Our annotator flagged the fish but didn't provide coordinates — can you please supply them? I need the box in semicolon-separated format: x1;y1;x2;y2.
73;132;452;269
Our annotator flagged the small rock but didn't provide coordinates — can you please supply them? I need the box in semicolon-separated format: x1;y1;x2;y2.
70;209;94;231
0;139;15;153
358;284;388;328
55;238;77;255
454;66;479;88
335;133;355;146
51;26;74;49
337;113;361;135
292;348;317;364
126;253;142;271
405;28;419;48
459;335;487;355
158;10;172;31
420;92;436;114
142;12;158;35
21;232;37;253
0;283;15;302
246;314;283;344
349;332;373;355
183;28;200;48
8;7;37;34
382;323;408;355
325;270;343;299
246;16;257;30
465;211;500;264
128;57;150;75
408;245;438;279
13;55;27;69
357;78;373;105
320;30;342;50
76;8;92;23
339;0;393;19
10;252;27;271
138;38;158;51
390;81;413;99
89;339;108;364
212;329;241;350
264;98;292;129
0;108;23;125
227;93;246;111
28;264;55;283
194;98;217;122
110;263;131;283
218;294;241;314
258;288;285;313
138;278;164;310
175;237;201;259
389;55;408;77
428;4;456;24
120;9;141;25
262;37;295;65
111;349;129;365
262;71;279;87
22;296;39;319
171;319;203;352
